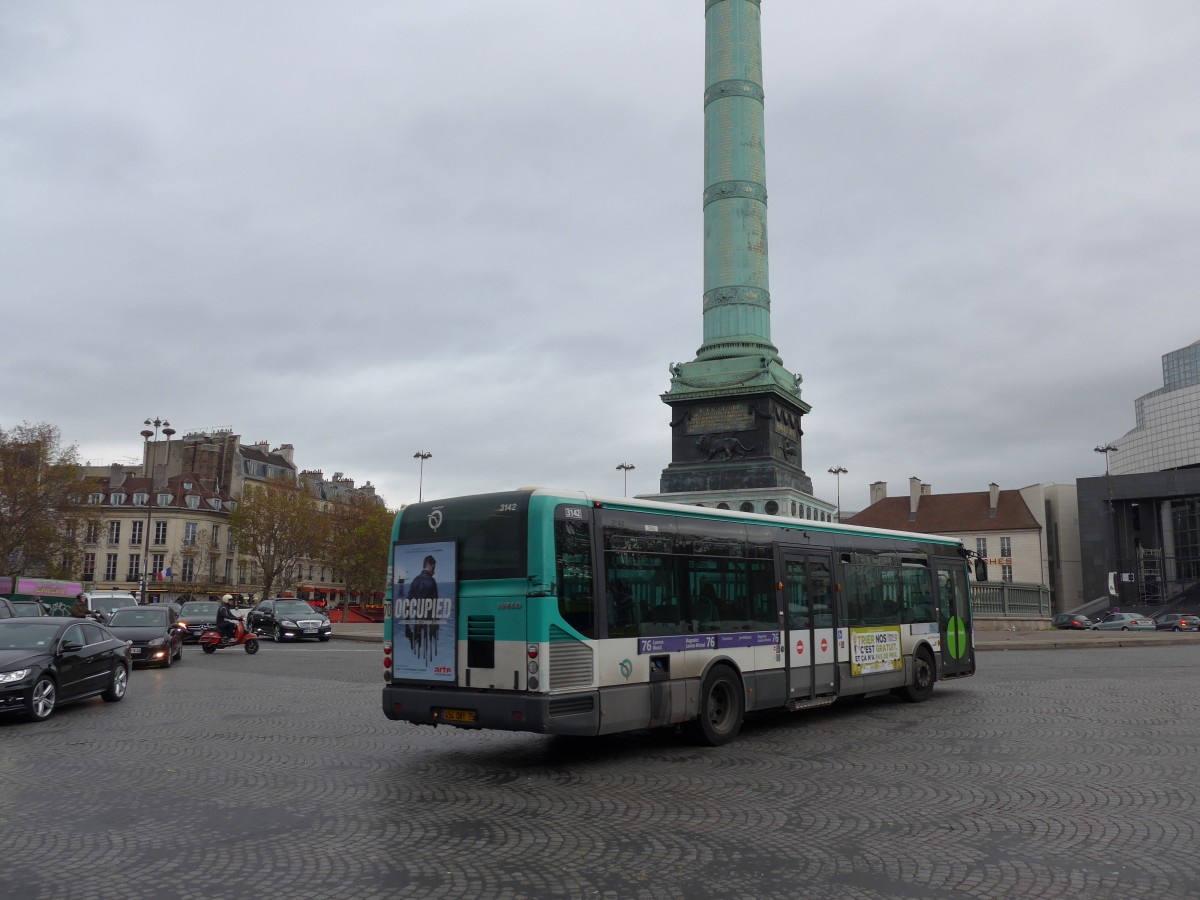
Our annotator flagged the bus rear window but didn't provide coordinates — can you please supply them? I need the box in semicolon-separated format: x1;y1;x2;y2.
397;493;528;580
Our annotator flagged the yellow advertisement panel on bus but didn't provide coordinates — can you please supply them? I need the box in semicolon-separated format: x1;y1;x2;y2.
849;627;903;676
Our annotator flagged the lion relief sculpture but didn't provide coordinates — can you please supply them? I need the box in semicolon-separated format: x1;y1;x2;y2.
697;434;756;460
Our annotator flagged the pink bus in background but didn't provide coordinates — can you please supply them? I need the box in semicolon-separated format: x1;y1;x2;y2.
0;578;86;614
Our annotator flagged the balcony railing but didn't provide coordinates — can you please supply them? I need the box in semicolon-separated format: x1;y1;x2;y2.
971;582;1052;617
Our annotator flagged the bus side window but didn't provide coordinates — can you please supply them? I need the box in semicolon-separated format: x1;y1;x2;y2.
555;518;595;638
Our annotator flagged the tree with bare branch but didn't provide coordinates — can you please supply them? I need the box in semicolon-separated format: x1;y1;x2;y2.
326;494;394;618
1;422;94;580
229;477;326;602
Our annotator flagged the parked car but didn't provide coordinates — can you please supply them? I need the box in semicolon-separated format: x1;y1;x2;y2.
0;618;131;721
1090;612;1156;631
247;599;333;643
0;598;21;618
176;601;221;643
105;606;184;668
1152;614;1200;632
1051;613;1093;630
10;600;49;617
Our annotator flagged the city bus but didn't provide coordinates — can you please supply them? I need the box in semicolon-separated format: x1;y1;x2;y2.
381;489;981;746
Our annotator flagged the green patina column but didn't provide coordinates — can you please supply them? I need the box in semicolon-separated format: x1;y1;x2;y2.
659;0;812;497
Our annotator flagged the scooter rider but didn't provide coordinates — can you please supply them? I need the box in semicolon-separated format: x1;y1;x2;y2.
217;594;239;642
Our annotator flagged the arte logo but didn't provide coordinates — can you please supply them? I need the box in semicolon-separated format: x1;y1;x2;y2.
427;507;444;532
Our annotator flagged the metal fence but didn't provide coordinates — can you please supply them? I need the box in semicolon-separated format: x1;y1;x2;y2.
971;582;1052;617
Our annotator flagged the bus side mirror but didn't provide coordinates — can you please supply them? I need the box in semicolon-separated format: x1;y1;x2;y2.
974;559;988;582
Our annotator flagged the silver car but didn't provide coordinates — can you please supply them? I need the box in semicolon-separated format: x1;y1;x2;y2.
1090;612;1156;631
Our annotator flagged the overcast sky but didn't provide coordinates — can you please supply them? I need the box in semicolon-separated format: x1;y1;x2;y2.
3;1;1197;513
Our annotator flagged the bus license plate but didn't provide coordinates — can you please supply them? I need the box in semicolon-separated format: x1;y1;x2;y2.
441;708;477;724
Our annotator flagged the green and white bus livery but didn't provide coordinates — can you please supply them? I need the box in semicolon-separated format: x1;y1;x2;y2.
382;489;981;746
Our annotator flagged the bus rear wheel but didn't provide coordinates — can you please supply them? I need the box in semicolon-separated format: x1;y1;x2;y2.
692;665;744;746
901;649;935;703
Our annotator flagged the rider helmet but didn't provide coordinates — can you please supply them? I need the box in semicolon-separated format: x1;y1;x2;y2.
222;593;233;602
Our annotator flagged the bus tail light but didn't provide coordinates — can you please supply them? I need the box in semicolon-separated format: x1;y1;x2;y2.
383;641;392;669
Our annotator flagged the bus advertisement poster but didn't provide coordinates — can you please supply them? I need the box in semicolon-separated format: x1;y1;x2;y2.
391;540;458;683
848;626;903;676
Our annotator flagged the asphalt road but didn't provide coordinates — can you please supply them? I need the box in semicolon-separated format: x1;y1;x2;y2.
1;642;1198;899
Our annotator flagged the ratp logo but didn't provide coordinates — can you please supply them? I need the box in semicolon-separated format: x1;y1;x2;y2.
619;658;633;681
427;507;443;532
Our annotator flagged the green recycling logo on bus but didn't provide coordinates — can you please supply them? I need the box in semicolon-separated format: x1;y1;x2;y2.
946;615;968;660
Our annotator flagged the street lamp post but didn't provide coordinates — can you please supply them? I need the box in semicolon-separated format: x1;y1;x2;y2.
140;418;174;605
616;462;635;497
413;451;432;502
1094;443;1118;597
827;466;848;523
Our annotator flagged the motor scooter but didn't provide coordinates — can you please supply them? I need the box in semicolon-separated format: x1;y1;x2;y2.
198;617;260;654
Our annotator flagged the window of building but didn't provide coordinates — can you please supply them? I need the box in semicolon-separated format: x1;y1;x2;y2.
110;492;126;505
211;524;220;547
209;498;221;510
157;492;172;506
104;554;118;581
186;495;200;509
1000;536;1012;557
82;553;96;579
89;493;104;505
127;555;141;581
154;521;167;545
976;537;987;558
739;502;754;513
1002;564;1014;583
133;492;148;506
108;521;121;545
152;553;165;576
225;559;233;583
183;481;193;490
85;522;99;544
130;521;143;546
765;500;779;515
183;522;198;546
181;558;194;582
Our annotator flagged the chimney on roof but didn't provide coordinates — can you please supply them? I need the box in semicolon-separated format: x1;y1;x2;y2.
869;481;888;505
109;463;127;488
274;443;295;465
921;482;931;496
989;482;1000;518
909;477;922;522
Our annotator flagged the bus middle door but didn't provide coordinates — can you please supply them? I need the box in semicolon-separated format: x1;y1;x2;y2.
780;550;837;702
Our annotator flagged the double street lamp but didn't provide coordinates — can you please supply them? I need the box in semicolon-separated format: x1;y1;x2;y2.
140;418;175;604
413;451;432;502
827;465;848;523
616;462;636;497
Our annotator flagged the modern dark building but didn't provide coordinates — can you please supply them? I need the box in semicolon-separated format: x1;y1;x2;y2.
1079;339;1200;607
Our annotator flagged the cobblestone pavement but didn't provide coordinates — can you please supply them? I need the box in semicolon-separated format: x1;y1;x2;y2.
1;643;1197;899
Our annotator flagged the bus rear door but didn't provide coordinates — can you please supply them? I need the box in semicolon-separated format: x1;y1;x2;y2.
934;559;974;677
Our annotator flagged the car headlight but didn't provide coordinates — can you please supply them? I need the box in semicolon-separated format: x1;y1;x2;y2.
281;620;298;628
147;638;166;647
0;669;32;684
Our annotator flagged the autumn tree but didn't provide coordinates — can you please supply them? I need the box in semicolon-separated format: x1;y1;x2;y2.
326;494;394;615
0;422;94;580
229;477;326;602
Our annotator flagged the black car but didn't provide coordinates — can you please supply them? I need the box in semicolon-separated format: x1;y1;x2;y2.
0;618;131;721
176;601;221;643
1153;614;1200;632
1051;613;1093;630
106;606;184;668
247;599;332;642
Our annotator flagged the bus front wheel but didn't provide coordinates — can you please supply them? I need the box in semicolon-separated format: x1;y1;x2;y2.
901;649;935;703
692;665;744;747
